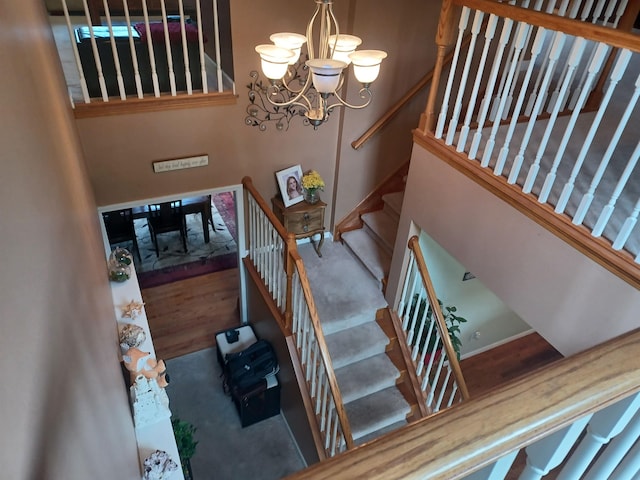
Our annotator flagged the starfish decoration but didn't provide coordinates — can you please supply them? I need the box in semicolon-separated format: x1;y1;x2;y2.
121;299;145;319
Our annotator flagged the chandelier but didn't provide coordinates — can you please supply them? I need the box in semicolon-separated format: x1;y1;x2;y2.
246;0;387;131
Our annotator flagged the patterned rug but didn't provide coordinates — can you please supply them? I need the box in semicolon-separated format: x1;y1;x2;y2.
114;192;238;289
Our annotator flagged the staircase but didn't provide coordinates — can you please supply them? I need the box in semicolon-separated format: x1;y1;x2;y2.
341;191;404;288
298;240;420;445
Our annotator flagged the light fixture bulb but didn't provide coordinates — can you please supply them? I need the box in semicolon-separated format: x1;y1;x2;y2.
270;33;307;65
255;44;295;80
349;50;388;85
328;34;362;65
306;59;347;94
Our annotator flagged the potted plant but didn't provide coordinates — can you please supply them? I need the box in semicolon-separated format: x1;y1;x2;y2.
171;417;198;480
407;295;467;361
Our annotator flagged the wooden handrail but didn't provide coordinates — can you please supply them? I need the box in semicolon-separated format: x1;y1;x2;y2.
291;254;355;451
286;328;640;479
456;0;640;53
407;235;470;401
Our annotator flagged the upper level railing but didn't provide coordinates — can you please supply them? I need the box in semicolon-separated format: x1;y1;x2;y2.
396;236;470;412
415;0;640;289
242;177;354;457
286;328;640;480
49;0;236;115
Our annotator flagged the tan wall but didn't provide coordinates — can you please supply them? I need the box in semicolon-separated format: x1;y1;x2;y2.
76;0;437;231
388;144;640;357
0;1;139;478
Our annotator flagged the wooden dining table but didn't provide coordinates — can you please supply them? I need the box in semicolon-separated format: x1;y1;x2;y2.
132;195;213;243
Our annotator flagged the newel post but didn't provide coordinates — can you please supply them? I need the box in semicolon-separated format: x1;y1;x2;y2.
419;0;459;134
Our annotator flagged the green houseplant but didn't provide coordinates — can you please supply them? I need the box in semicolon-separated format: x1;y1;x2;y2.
172;417;198;480
407;295;467;361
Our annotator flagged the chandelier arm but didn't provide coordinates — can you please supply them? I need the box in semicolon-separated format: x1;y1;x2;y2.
280;67;308;95
326;87;373;111
265;75;314;109
327;3;340;58
306;2;323;60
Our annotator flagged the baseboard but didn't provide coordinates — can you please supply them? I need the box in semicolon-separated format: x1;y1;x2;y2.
460;329;535;360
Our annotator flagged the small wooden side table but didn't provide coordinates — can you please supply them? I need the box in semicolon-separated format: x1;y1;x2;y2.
272;197;326;257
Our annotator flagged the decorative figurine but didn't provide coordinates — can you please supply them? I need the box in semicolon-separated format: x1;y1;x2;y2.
142;449;178;480
119;323;146;350
121;299;145;319
132;376;171;429
123;347;169;388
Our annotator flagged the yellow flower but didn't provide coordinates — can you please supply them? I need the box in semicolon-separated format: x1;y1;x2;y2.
301;170;325;191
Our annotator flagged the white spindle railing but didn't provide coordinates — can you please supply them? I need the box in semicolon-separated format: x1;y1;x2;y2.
242;179;354;457
52;0;234;105
397;237;469;413
432;0;640;262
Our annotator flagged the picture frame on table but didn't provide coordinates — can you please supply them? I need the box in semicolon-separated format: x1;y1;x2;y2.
276;165;305;208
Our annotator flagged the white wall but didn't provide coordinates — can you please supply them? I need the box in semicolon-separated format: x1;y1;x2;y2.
388;143;640;357
418;232;531;357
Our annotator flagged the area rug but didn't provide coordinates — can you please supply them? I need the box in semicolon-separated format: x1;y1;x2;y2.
115;192;238;289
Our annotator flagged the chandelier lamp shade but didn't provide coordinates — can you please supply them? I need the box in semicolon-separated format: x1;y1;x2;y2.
247;0;387;131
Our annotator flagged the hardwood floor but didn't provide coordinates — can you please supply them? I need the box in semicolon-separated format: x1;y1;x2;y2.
461;332;564;398
142;267;241;359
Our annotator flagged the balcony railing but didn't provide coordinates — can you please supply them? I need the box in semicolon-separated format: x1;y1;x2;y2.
48;0;235;112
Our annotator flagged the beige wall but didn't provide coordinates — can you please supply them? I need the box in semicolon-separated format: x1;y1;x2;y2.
76;0;437;231
388;144;640;357
1;1;139;478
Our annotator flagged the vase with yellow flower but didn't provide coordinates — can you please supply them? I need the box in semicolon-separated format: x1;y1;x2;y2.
301;170;325;204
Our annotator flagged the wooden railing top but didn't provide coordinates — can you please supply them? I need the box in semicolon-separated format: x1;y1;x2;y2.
457;0;640;53
286;328;640;480
408;236;470;400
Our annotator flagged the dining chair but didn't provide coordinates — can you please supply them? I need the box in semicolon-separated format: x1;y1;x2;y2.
102;208;141;262
147;200;188;257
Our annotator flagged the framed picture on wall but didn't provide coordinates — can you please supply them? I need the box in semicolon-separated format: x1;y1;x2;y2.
276;165;304;207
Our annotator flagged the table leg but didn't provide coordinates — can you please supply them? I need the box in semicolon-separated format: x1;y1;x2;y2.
202;212;210;243
311;230;325;258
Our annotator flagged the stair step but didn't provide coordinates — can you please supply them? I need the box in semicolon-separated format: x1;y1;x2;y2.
361;210;398;253
345;386;411;441
342;229;391;284
335;353;400;404
381;191;404;221
325;321;389;370
356;419;408;447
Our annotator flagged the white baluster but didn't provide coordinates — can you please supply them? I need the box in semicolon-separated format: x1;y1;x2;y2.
159;0;177;95
585;408;640;480
557;392;640;479
434;366;453;412
469;18;515;159
592;73;640;233
80;0;109;101
574;60;636;225
539;37;599;202
195;0;208;93
504;27;546;183
416;320;437;375
213;0;224;92
613;196;640;250
435;7;470;139
523;35;583;194
556;49;631;214
61;0;91;103
457;15;499;153
483;22;530;171
519;415;592;480
140;0;161;96
101;0;126;100
445;10;485;145
609;436;640;479
411;304;430;359
398;253;415;328
612;0;629;28
464;450;519;480
509;32;565;186
121;0;144;98
177;0;193;94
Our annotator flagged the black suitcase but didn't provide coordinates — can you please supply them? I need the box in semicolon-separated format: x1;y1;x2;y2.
231;376;281;427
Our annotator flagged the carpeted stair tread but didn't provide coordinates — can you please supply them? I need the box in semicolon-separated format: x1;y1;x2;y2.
381;191;404;221
298;241;387;336
342;229;391;283
345;386;411;441
335;353;400;404
361;210;398;253
325;322;389;370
